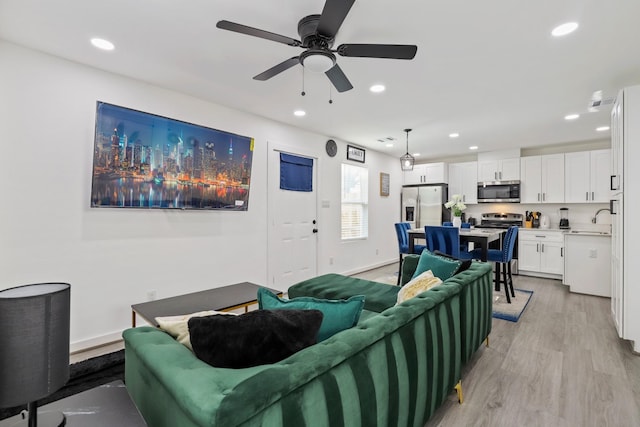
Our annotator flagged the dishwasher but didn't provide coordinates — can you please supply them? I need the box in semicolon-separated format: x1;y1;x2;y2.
564;232;611;297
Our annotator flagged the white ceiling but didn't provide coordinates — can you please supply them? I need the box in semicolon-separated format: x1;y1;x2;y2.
1;0;638;160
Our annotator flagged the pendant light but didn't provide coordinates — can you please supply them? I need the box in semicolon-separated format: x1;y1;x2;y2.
400;128;415;171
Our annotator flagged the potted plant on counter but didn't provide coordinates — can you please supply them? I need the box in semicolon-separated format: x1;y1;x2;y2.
445;194;467;227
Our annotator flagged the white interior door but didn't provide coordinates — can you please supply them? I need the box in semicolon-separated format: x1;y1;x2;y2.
267;143;318;291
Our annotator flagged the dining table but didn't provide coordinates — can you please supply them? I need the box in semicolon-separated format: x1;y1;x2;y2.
407;227;505;262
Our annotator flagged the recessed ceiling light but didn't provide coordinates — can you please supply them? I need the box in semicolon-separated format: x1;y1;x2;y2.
413;153;421;157
469;146;478;150
90;38;115;51
564;113;580;120
293;110;306;117
596;126;610;132
551;22;578;37
369;84;385;93
449;133;460;138
385;143;394;148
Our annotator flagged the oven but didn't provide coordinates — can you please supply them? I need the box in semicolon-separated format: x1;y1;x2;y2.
477;180;520;203
474;213;523;273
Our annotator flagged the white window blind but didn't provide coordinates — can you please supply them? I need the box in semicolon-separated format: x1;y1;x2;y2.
341;163;368;239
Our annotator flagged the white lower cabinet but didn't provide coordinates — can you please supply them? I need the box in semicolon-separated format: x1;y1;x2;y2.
564;234;611;297
518;230;564;279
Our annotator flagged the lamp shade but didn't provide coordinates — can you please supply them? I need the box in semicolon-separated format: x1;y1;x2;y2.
0;283;70;408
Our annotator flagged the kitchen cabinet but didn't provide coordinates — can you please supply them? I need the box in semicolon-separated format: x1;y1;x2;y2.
564;233;611;297
520;154;565;203
611;85;640;352
564;149;611;203
518;230;564;279
403;162;448;185
477;157;520;182
448;161;477;204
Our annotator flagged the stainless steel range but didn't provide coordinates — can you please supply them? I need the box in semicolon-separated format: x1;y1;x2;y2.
474;212;523;274
475;212;524;229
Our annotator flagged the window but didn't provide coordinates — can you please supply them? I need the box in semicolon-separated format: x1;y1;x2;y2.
341;163;368;239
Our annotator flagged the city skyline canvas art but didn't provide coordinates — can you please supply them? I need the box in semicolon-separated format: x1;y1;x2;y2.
91;102;254;210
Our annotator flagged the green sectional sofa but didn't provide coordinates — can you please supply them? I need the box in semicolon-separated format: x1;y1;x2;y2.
123;259;492;427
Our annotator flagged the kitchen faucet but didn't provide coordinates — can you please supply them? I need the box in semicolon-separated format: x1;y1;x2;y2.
592;208;611;223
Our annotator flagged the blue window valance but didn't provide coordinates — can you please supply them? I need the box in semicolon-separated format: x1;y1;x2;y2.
280;153;313;192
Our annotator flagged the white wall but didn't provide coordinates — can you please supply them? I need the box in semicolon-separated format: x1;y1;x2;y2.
0;41;402;350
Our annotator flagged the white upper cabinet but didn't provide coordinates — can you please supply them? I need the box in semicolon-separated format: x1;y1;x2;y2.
520;154;564;203
565;149;611;203
448;161;478;204
403;162;448;185
477;158;520;181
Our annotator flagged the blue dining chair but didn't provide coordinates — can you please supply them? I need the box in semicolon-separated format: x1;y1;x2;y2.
443;222;472;252
424;226;473;259
395;223;427;285
471;226;518;303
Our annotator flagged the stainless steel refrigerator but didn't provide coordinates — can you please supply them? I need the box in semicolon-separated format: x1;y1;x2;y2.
401;184;448;229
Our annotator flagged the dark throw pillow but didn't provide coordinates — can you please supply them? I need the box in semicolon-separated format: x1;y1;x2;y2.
257;288;365;341
188;309;323;369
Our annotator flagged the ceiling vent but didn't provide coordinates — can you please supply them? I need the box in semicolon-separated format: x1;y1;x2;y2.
588;90;615;112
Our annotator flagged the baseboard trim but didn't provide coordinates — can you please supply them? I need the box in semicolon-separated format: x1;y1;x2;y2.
341;259;397;277
70;331;124;354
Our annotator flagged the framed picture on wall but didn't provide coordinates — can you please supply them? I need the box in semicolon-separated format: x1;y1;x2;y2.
346;145;365;163
380;172;390;197
90;101;254;210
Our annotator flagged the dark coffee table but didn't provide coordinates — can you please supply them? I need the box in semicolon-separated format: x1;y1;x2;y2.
0;381;145;427
131;282;281;326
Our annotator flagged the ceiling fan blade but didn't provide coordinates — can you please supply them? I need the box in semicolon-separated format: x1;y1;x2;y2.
253;57;301;81
317;0;356;38
325;64;353;92
337;44;417;59
216;20;301;47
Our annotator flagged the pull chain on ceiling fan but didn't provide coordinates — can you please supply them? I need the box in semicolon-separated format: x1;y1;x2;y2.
216;0;417;93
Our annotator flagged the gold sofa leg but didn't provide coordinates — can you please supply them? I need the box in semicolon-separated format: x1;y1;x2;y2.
485;335;489;347
454;380;463;404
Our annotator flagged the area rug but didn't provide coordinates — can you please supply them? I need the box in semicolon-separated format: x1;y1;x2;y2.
492;289;533;322
0;350;124;420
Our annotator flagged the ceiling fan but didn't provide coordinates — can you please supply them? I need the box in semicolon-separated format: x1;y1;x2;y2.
216;0;417;93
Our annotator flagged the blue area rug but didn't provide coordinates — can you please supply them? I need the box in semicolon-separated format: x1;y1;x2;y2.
492;289;533;322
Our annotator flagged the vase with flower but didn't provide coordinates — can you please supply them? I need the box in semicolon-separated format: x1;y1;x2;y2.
445;194;467;228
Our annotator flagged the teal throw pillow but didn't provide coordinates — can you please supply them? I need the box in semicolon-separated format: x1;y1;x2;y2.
257;288;365;342
412;249;462;281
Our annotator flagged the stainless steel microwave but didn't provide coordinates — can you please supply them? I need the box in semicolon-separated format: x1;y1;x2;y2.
477;180;520;203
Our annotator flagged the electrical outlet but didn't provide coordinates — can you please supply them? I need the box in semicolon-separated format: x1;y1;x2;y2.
376;248;379;255
147;290;157;301
329;257;334;265
589;249;597;258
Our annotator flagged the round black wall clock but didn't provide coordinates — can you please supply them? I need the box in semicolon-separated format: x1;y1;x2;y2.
325;139;337;157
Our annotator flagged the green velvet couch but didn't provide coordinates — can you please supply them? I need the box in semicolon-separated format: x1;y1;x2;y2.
289;255;493;366
122;259;492;427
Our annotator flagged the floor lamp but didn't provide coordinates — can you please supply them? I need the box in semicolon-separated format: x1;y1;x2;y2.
0;283;71;427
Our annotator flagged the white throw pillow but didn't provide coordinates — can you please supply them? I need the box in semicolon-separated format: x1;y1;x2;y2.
155;310;238;351
397;270;442;304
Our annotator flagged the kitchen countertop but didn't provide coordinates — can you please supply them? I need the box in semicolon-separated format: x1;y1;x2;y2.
519;223;611;236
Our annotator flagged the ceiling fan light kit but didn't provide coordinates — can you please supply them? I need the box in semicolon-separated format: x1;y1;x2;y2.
300;50;336;73
216;0;417;94
400;128;415;171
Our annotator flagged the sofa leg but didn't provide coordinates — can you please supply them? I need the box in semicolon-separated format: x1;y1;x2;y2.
485;335;489;347
454;380;463;404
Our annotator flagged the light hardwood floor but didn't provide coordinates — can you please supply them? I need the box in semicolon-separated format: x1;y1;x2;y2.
355;263;640;427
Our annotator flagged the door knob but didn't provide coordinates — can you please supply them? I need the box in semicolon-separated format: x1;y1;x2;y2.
313;228;318;233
